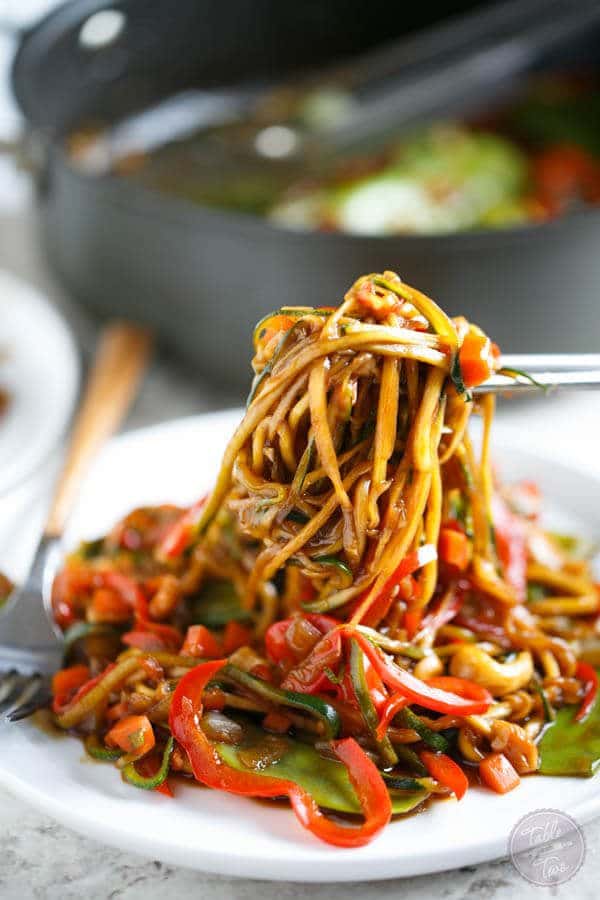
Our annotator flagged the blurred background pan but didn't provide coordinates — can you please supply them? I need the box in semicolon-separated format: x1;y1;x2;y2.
10;0;600;388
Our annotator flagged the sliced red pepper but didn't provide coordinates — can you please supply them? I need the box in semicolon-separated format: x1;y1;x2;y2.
353;544;437;627
281;629;343;694
169;660;391;847
265;614;339;668
51;665;91;713
491;494;527;602
424;675;493;707
420;750;468;800
375;693;410;742
575;661;598;722
347;631;492;715
95;571;183;650
454;612;511;648
417;589;463;640
157;495;208;559
52;662;117;715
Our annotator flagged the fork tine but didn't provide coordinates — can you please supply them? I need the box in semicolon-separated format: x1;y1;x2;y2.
0;672;43;716
0;670;21;707
6;681;51;722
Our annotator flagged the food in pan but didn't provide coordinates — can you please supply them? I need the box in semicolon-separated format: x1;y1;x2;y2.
70;74;600;234
49;272;600;847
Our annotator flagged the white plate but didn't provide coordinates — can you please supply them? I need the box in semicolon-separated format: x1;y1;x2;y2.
0;410;599;882
0;269;79;496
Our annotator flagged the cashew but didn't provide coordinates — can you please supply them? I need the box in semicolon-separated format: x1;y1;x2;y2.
413;652;443;680
449;645;534;696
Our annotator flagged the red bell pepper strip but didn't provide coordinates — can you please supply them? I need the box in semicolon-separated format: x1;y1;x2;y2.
281;630;343;694
169;660;391;847
575;661;599;722
491;494;527;602
375;693;410;742
51;665;91;713
453;612;511;648
52;662;117;715
95;572;182;650
346;631;492;716
417;589;463;640
265;614;339;668
424;675;493;707
157;495;208;559
420;750;468;800
353;544;437;627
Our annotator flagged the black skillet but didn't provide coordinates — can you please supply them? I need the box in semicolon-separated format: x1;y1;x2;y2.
10;0;600;389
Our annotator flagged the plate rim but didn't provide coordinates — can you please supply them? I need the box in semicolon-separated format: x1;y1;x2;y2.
0;269;80;497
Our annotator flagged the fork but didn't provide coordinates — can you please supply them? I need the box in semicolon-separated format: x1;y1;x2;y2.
0;322;152;721
474;354;600;395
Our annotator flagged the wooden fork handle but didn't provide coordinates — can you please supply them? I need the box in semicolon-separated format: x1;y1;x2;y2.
44;322;153;539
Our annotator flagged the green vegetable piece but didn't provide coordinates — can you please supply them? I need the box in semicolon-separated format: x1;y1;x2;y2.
85;734;123;761
399;707;449;752
348;639;397;766
312;555;353;587
122;737;174;790
539;675;600;776
189;580;251;628
222;664;340;740
217;720;427;815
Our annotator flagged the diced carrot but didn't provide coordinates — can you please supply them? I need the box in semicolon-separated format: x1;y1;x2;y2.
181;625;222;659
223;621;253;655
459;331;494;388
255;315;295;352
479;752;520;794
439;527;471;572
106;715;155;757
90;588;131;623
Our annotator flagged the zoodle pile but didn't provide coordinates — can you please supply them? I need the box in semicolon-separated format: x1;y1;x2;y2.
50;272;600;847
